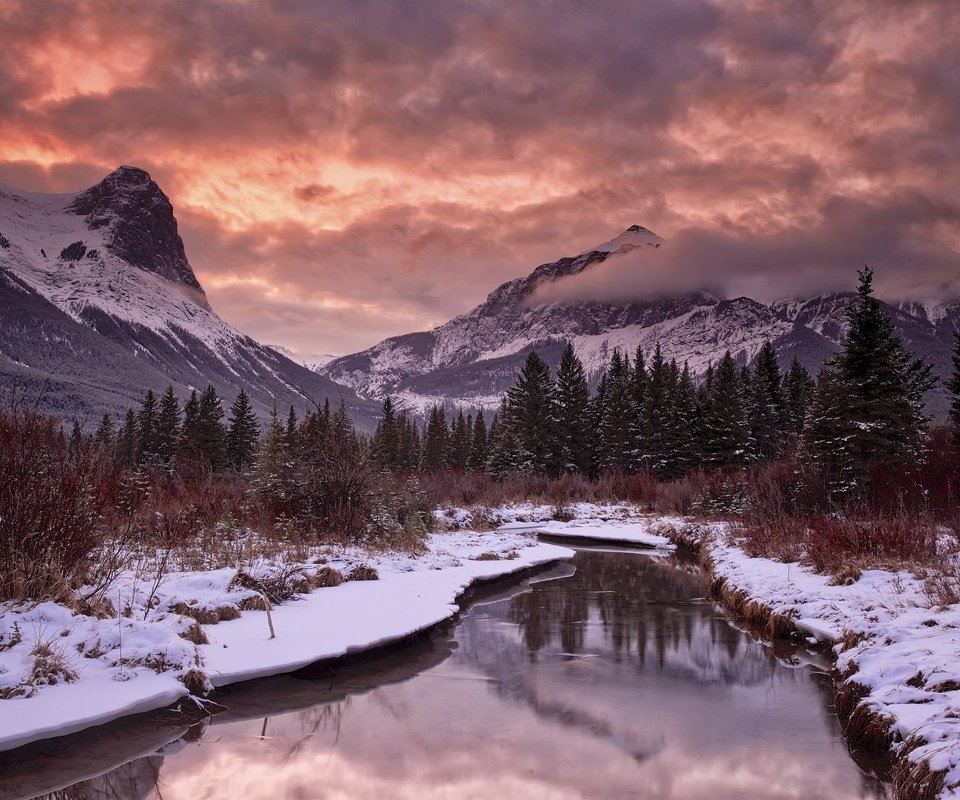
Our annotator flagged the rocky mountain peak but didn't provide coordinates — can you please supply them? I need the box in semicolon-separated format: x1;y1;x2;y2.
69;166;204;292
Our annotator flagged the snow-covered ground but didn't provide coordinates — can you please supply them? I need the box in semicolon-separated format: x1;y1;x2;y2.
0;531;572;753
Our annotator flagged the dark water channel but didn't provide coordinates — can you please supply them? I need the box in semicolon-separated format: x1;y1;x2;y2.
1;548;891;800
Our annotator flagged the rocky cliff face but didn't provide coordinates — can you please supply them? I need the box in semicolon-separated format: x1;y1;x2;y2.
0;167;374;427
321;227;959;415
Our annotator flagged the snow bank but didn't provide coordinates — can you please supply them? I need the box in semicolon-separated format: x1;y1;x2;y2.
0;531;572;753
690;525;960;799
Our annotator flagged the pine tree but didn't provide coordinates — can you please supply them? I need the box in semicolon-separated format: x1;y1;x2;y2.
371;396;399;470
487;401;524;479
598;349;635;474
450;409;472;471
94;412;115;450
703;351;750;469
226;389;260;471
670;363;699;476
155;386;181;471
748;341;785;461
178;390;201;466
947;332;960;446
783;355;814;436
117;408;138;468
555;342;591;475
255;402;292;497
136;389;159;465
468;412;489;472
804;267;934;491
196;385;228;471
641;343;673;476
505;351;558;475
421;405;450;473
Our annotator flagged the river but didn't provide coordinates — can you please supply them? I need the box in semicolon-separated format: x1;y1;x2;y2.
0;548;890;799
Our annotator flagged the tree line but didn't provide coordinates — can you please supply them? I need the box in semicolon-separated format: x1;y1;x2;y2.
371;268;948;503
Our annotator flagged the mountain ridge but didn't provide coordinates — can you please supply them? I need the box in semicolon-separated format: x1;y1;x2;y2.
320;227;960;416
0;167;376;428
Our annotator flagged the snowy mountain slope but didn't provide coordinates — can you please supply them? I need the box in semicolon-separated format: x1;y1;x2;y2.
0;167;375;427
321;226;959;415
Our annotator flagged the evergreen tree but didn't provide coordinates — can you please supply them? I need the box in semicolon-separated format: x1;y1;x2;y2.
468;412;489;472
178;390;201;466
505;351;558;475
255;402;292;497
155;386;181;471
398;413;422;472
748;341;785;461
670;363;699;476
804;267;934;491
555;342;591;475
947;332;960;445
286;406;299;449
196;385;228;471
450;409;472;471
597;349;635;473
641;343;673;476
487;401;524;479
226;390;260;471
421;405;450;473
703;351;750;469
117;408;138;468
94;412;115;450
783;355;814;436
371;396;399;470
136;389;159;465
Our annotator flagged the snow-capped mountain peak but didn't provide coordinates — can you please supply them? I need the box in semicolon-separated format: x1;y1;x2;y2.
589;225;663;254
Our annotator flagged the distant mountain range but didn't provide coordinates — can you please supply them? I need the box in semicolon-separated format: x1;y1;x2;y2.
3;169;956;427
0;166;375;427
320;225;959;416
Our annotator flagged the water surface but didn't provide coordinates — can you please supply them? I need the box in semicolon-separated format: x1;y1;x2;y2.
1;549;890;799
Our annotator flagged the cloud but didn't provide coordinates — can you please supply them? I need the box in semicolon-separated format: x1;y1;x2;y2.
0;0;957;353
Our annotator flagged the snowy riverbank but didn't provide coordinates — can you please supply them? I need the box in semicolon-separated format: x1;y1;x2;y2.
0;531;573;753
474;504;960;798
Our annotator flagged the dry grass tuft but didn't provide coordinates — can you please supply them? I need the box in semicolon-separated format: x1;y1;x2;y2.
347;565;379;581
169;602;220;625
214;604;241;621
29;638;78;686
894;736;947;800
471;552;502;561
312;566;344;588
178;622;209;645
180;668;209;696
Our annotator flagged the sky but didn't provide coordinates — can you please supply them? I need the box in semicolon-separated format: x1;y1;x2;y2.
0;0;958;356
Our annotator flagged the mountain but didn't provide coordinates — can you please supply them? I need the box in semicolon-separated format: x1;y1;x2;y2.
0;167;375;427
321;226;959;416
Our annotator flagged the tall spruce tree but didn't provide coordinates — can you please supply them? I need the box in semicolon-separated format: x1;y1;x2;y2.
947;332;960;446
450;410;472;471
117;408;138;468
804;268;934;492
555;342;592;475
505;351;558;475
196;385;228;471
155;386;181;471
641;343;674;476
598;349;635;474
468;412;489;472
783;355;814;436
421;405;450;473
136;389;159;465
371;396;400;470
94;412;115;450
748;341;785;461
704;352;750;469
226;390;260;471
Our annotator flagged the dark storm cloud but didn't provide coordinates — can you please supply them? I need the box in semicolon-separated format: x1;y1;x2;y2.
0;0;958;353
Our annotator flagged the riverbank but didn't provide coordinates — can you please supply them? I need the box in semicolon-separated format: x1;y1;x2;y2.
0;531;573;753
524;511;957;800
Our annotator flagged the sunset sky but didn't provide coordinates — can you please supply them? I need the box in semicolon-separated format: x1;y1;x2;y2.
1;0;958;356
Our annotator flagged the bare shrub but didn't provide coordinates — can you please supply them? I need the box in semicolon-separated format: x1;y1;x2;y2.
29;637;78;687
0;408;122;603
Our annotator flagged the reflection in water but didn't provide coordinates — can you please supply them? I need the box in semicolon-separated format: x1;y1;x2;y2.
4;551;890;800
